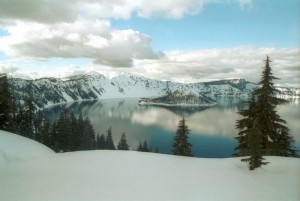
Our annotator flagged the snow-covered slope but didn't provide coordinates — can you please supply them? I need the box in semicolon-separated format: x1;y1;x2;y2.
139;90;217;107
0;130;54;165
9;72;299;108
0;150;299;201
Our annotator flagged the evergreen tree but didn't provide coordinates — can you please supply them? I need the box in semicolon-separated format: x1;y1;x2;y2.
154;146;160;153
241;120;269;170
0;74;12;130
105;126;116;150
40;118;51;146
50;122;59;151
234;95;257;156
172;117;192;156
68;112;79;151
137;141;149;152
137;142;143;151
142;140;149;152
33;110;44;142
235;56;296;158
55;108;73;152
96;133;106;149
76;114;85;150
80;117;96;150
117;132;129;150
22;96;36;139
254;56;296;156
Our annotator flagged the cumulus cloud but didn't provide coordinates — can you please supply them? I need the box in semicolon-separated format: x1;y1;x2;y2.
0;19;158;67
0;63;19;74
131;47;300;87
0;0;253;23
0;0;255;69
0;63;34;79
2;46;298;87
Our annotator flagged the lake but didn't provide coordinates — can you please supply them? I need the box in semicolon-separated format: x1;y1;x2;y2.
43;97;300;158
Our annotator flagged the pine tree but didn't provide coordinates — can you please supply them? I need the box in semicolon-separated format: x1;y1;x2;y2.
137;141;150;152
96;133;106;149
32;110;50;144
137;142;143;151
22;96;36;139
235;56;296;161
68;112;79;151
12;103;24;134
241;120;269;170
105;126;116;150
0;74;12;130
40;118;51;146
50;122;59;152
254;56;296;156
172;117;192;156
234;95;257;156
76;114;85;150
80;117;96;150
55;108;74;152
117;132;129;150
142;140;149;152
154;146;160;153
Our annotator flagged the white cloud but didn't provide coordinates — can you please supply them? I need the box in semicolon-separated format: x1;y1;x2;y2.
0;0;253;23
2;46;298;87
82;47;300;87
0;63;19;74
236;0;253;9
130;47;300;87
0;19;158;67
0;0;255;69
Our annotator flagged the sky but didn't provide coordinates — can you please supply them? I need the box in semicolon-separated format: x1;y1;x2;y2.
0;0;299;87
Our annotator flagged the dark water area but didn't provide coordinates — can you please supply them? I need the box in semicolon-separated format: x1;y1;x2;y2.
43;97;300;158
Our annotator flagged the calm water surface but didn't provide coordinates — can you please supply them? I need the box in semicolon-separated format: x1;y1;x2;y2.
43;97;300;158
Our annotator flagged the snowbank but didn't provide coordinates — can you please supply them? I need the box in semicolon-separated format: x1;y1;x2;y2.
0;150;299;201
0;130;54;165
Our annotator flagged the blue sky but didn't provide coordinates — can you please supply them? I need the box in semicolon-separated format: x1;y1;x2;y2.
0;0;299;87
112;0;299;50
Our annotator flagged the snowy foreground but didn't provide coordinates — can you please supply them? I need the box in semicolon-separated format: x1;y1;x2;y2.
0;131;299;201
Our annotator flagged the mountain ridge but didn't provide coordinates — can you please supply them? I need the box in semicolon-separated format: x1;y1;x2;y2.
7;72;299;108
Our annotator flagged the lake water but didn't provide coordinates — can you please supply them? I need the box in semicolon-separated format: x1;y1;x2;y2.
43;97;300;158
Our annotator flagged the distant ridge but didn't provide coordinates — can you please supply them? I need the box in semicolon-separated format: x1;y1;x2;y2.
7;72;299;108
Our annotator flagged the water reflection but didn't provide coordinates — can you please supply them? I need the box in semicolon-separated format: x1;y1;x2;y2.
131;107;240;138
43;97;300;157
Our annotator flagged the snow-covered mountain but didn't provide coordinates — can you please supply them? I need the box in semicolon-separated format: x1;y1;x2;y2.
8;72;299;108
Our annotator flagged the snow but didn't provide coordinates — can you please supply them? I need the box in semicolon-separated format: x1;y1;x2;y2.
0;130;54;166
61;91;74;102
10;73;299;109
0;131;299;201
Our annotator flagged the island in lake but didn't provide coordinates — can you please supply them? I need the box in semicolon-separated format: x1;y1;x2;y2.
138;90;217;107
